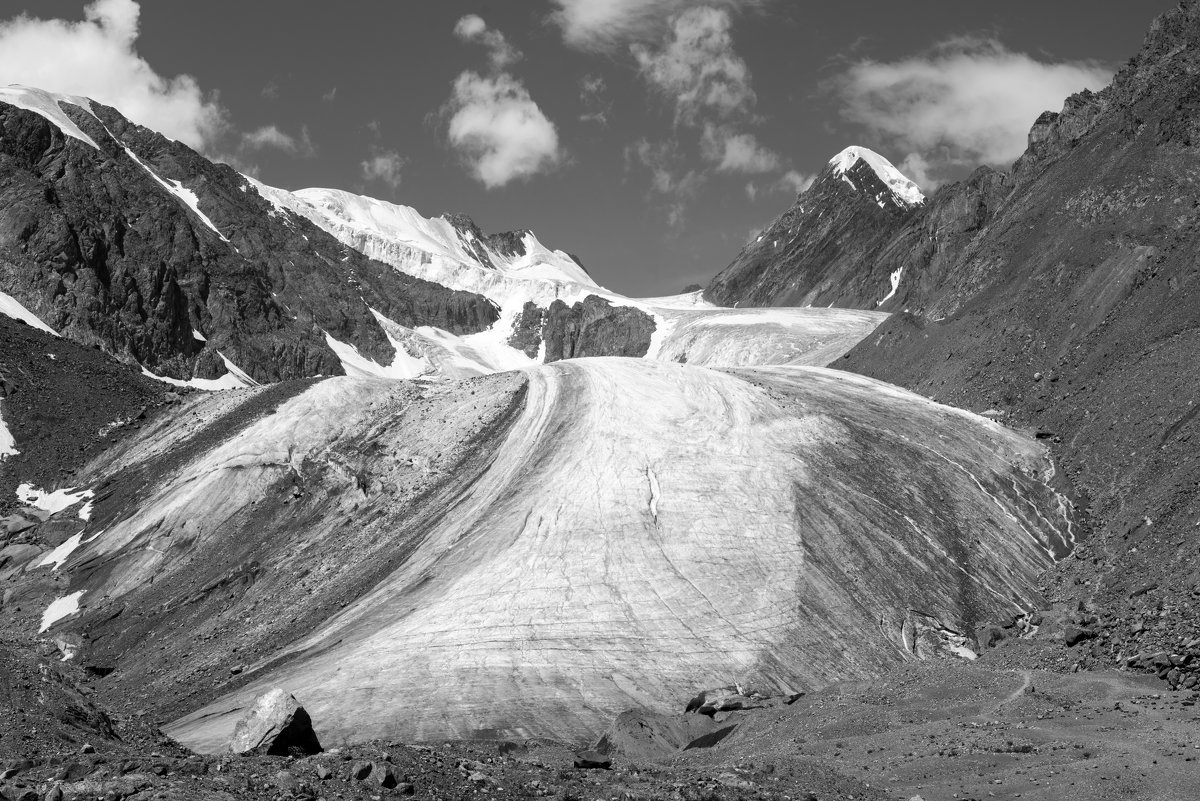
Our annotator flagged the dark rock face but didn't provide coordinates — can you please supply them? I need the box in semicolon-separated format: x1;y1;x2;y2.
704;156;923;309
542;296;656;362
0;98;497;383
824;2;1200;654
507;301;545;358
506;295;657;363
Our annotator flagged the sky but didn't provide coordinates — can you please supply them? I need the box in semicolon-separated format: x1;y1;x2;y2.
0;0;1173;297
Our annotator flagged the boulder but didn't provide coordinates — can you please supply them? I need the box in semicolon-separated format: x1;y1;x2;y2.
227;688;322;756
573;751;613;770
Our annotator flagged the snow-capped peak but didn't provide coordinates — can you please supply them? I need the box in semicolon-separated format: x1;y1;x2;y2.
829;146;925;207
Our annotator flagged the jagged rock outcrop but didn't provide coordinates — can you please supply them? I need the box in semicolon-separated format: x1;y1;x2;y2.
542;295;656;362
0;89;497;383
507;295;657;363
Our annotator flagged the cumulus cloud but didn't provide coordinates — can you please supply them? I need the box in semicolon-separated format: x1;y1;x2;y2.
0;0;225;150
444;71;563;189
454;14;523;69
551;0;771;51
361;148;406;190
241;124;315;157
835;37;1111;180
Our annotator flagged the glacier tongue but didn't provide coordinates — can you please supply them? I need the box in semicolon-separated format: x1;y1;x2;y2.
829;146;925;207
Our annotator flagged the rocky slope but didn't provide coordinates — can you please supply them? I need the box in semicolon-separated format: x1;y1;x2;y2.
703;2;1200;674
0;86;497;385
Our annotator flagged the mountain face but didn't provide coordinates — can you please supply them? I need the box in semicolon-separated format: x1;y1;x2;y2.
704;147;925;309
714;2;1200;655
0;86;498;384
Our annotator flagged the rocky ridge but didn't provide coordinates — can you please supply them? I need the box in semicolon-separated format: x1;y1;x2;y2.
0;88;497;385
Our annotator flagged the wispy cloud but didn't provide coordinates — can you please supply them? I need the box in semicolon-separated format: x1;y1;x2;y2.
454;14;523;69
834;36;1111;184
550;0;772;51
0;0;225;150
579;74;611;125
241;124;315;157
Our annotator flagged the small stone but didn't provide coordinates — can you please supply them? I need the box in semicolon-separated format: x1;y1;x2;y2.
396;782;416;796
81;744;96;754
315;764;332;780
351;761;373;781
371;762;399;789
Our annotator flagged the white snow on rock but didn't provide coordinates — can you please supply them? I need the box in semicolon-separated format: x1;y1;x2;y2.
0;401;17;460
0;85;99;148
141;353;257;392
830;146;925;207
39;532;84;570
0;289;59;336
878;267;904;307
324;328;430;380
17;483;94;516
40;591;84;633
122;147;229;242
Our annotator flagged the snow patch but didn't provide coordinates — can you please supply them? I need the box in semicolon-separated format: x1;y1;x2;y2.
192;328;207;342
17;484;94;516
324;328;429;380
0;401;17;460
141;352;257;392
830;146;925;207
0;290;59;336
0;85;99;148
877;267;904;307
40;591;84;633
38;533;83;570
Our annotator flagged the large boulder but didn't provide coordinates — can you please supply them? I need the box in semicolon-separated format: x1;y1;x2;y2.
227;688;322;756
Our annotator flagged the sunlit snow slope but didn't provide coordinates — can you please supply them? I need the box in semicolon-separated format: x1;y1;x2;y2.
48;358;1072;749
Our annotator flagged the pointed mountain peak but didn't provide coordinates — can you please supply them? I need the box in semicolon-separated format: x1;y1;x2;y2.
827;146;925;207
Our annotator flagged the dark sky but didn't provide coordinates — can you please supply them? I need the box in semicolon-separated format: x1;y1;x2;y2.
2;1;1173;296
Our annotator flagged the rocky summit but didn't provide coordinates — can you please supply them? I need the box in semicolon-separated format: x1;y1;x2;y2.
2;2;1200;801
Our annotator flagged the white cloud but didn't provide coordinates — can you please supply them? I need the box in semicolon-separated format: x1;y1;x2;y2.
0;0;225;150
897;152;937;191
454;14;522;69
836;37;1111;177
705;129;780;174
361;148;405;190
241;124;315;157
444;71;563;189
774;169;815;195
551;0;771;51
632;6;756;127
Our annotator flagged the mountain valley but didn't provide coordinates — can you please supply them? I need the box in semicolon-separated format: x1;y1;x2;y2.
2;3;1200;801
